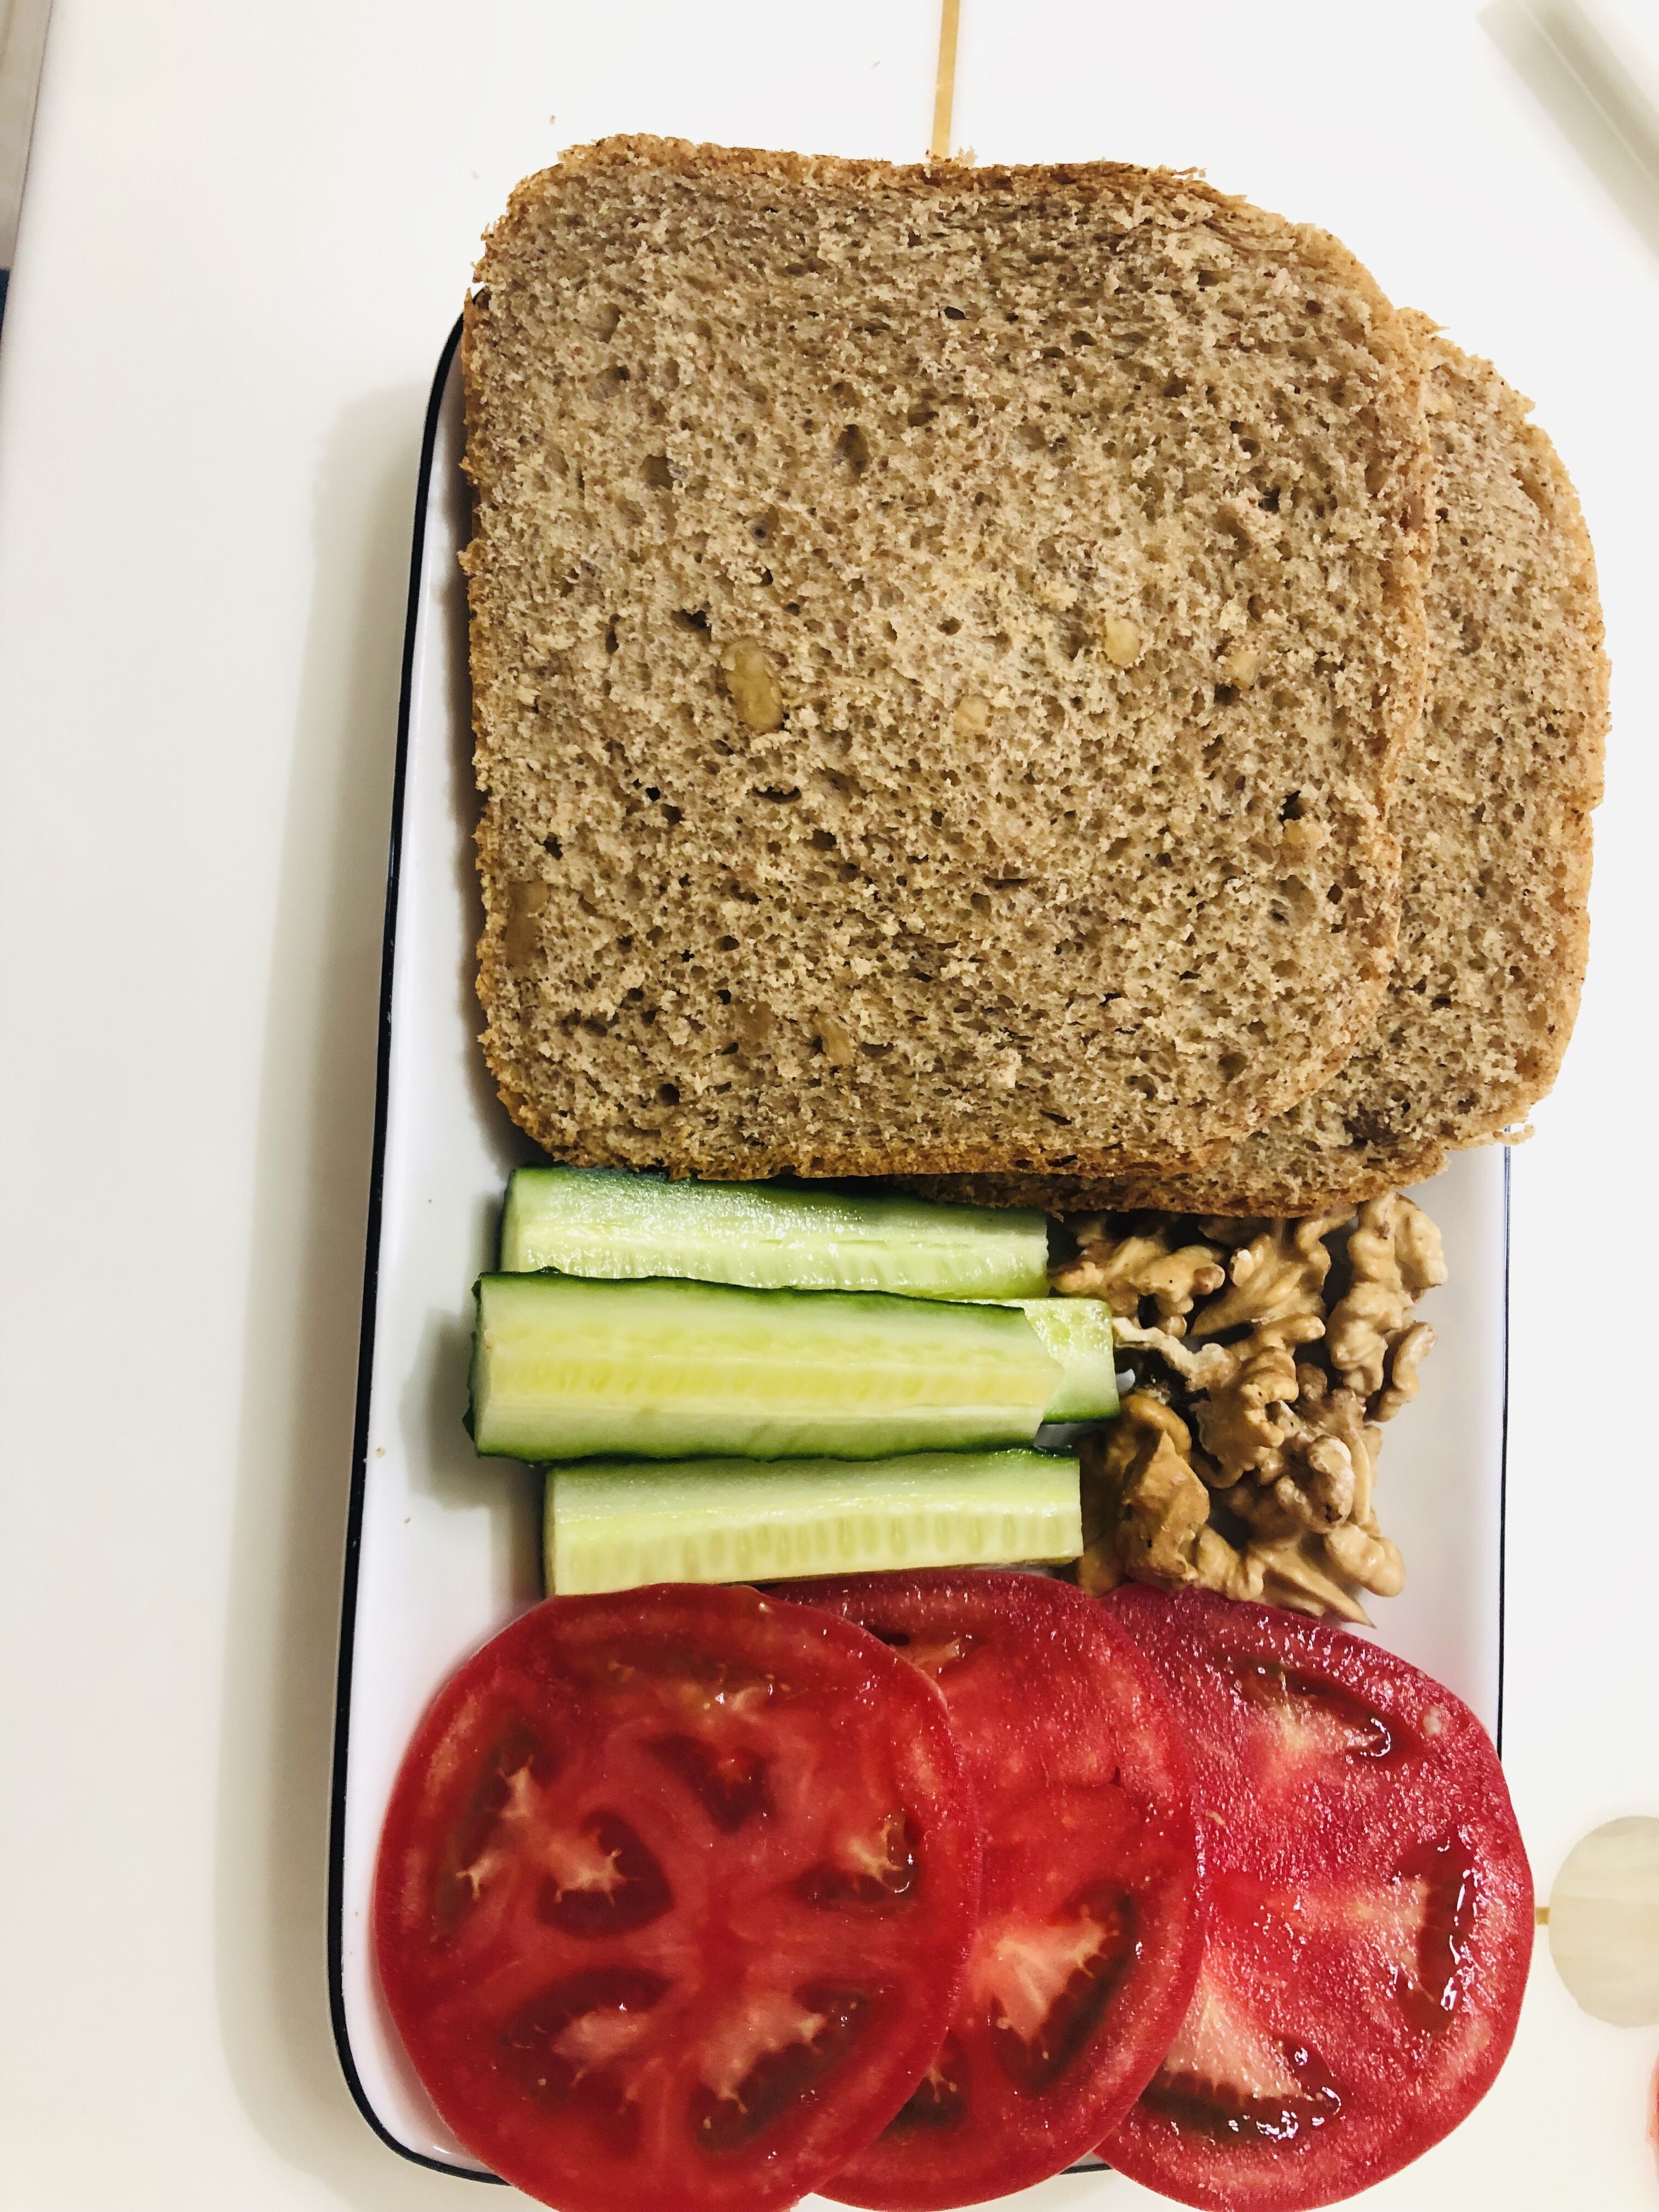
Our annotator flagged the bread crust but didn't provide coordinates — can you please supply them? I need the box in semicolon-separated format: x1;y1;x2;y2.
465;137;1430;1178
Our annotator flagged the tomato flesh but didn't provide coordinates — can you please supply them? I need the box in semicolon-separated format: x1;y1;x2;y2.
784;1570;1203;2210
374;1584;981;2212
1099;1586;1533;2211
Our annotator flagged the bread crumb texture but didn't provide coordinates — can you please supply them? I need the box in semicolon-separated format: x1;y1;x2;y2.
464;137;1431;1178
917;319;1607;1212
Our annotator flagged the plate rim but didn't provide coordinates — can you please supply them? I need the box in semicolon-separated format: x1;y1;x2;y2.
325;311;500;2185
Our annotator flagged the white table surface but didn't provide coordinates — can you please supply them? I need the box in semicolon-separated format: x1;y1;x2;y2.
2;2;1656;2207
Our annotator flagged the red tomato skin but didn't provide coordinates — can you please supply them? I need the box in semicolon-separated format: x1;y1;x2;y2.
374;1583;982;2212
1099;1586;1534;2212
782;1571;1204;2211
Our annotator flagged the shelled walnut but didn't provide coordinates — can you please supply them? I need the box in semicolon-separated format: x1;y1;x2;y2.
1058;1194;1443;1622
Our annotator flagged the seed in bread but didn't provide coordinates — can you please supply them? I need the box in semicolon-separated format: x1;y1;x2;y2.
464;136;1431;1179
916;319;1607;1215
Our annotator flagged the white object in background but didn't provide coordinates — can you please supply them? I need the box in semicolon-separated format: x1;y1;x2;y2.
1548;1816;1659;2026
0;0;52;267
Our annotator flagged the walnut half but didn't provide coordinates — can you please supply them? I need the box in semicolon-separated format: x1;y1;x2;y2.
1326;1194;1446;1399
1053;1227;1224;1336
1077;1394;1211;1595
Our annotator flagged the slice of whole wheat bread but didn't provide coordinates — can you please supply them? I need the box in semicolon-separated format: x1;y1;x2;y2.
464;137;1431;1178
913;318;1607;1215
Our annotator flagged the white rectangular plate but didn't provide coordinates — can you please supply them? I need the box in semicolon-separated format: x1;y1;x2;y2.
328;327;1510;2183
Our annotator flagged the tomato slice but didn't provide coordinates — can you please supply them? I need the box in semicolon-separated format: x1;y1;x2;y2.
1099;1586;1534;2211
373;1584;981;2212
782;1570;1203;2210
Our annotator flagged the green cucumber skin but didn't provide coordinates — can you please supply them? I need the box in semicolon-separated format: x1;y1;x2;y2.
471;1273;1064;1463
500;1165;1049;1301
545;1449;1082;1595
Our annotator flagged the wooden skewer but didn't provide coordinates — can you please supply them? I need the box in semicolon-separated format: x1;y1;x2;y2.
931;0;962;162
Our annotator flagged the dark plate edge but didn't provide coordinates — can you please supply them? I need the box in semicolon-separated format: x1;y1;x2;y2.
326;311;501;2183
1497;1143;1511;1758
324;317;1517;2186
